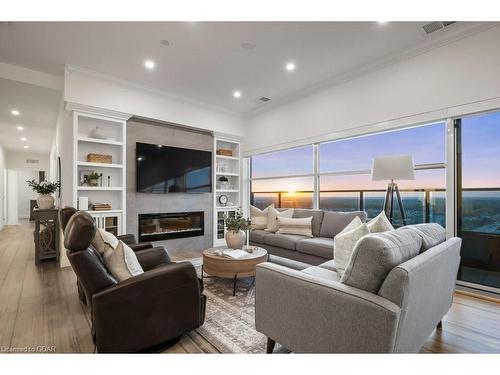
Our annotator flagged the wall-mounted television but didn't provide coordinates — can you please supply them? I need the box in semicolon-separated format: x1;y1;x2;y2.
136;142;212;193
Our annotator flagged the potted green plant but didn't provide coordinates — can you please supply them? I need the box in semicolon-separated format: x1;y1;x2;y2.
224;209;251;249
27;180;60;209
84;172;100;187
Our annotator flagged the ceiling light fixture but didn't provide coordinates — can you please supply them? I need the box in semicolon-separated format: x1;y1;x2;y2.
16;126;24;131
144;59;156;70
233;91;242;99
20;137;27;141
11;109;20;116
23;145;29;149
285;62;296;72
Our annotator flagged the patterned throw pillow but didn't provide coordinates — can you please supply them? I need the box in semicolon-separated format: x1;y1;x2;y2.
367;211;394;233
250;204;274;230
266;207;294;232
103;241;144;282
333;217;370;276
276;216;313;237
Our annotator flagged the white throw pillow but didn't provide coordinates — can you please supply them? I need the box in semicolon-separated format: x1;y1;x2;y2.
334;217;370;276
91;228;119;256
266;207;294;232
103;240;144;282
276;216;313;237
250;204;274;230
367;211;394;233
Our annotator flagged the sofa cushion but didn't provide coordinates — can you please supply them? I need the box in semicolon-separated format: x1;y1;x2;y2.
318;259;337;272
333;217;370;276
249;229;270;244
250;204;274;230
341;229;422;293
296;237;335;259
103;241;144;282
367;211;394;233
292;209;325;237
264;233;304;250
319;211;368;238
277;216;313;237
266;207;294;232
92;228;119;256
302;266;341;282
397;223;446;252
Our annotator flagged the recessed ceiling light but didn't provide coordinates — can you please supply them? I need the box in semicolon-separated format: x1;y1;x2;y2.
16;126;24;131
11;109;20;116
285;62;296;72
233;91;242;99
20;137;27;141
23;145;29;149
144;60;156;70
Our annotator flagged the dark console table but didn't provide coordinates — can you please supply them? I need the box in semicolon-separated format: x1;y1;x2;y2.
33;207;60;264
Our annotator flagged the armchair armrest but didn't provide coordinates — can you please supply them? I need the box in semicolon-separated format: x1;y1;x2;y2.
92;262;204;353
135;246;172;271
255;263;401;353
116;233;137;245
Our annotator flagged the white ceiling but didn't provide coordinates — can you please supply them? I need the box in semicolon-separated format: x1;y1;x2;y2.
0;78;61;153
0;21;493;117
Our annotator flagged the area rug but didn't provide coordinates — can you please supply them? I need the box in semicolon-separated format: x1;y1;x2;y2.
190;259;288;354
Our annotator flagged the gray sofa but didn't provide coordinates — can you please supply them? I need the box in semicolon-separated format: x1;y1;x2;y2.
255;223;461;353
250;209;367;265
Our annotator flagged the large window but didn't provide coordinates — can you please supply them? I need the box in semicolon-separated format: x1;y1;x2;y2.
250;122;446;228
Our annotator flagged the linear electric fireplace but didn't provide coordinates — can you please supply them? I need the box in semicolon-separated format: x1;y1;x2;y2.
138;211;204;242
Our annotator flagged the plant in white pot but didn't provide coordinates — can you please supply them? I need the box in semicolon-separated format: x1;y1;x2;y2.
224;210;251;250
27;180;60;210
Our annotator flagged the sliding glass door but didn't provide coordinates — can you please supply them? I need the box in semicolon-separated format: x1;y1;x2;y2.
456;111;500;289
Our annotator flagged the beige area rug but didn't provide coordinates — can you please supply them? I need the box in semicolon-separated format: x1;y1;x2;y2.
190;258;288;354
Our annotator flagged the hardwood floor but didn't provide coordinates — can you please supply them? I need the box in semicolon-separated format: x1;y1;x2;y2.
1;222;499;353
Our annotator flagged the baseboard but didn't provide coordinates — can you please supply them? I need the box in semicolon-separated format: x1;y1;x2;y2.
455;286;500;304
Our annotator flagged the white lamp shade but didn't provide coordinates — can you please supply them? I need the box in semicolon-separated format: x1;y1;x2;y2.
371;154;415;181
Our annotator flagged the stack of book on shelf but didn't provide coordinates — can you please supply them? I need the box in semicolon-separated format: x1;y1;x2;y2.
92;203;112;211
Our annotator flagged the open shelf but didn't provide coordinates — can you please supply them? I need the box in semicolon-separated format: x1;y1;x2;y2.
216;155;239;161
77;136;123;146
216;189;239;193
77;161;123;169
85;209;123;214
216;172;239;177
77;186;123;191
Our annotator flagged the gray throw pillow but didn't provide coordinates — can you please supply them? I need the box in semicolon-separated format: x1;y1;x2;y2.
340;229;422;293
320;211;368;238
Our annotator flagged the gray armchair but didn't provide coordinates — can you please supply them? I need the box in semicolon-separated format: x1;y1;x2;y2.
255;224;461;353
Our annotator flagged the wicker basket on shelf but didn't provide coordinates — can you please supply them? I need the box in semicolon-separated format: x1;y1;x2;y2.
216;149;233;157
87;153;112;164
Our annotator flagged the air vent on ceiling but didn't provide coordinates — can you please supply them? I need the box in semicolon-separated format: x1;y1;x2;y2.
26;159;39;164
422;21;456;35
259;97;271;102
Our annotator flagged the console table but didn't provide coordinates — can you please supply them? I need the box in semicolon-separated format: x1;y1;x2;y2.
33;207;60;264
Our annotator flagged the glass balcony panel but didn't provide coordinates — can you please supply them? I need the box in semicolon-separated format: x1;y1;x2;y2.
319;192;360;212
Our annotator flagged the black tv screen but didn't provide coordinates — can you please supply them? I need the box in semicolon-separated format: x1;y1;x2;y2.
136;142;212;193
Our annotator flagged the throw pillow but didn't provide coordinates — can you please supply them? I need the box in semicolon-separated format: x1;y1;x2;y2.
367;211;394;233
333;217;370;276
103;240;144;282
276;216;313;237
266;207;294;232
91;228;119;256
250;204;274;230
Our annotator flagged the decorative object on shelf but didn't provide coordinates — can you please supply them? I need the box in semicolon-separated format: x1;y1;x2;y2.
371;154;415;226
216;148;233;157
224;209;251;249
218;194;228;206
78;196;89;210
218;175;229;188
89;126;107;140
107;175;111;187
92;203;112;211
27;179;60;210
84;172;100;187
87;153;112;164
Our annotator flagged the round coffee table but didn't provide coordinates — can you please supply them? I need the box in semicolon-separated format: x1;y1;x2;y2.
202;247;268;296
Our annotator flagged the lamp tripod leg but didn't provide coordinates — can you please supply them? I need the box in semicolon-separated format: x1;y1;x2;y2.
394;184;407;226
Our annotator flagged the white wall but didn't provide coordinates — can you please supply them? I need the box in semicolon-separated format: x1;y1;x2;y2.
17;170;38;219
6;151;50;172
0;144;6;230
7;170;18;225
243;25;500;154
64;67;245;137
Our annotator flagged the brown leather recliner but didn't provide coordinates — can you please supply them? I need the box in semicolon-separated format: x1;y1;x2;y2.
63;210;206;353
59;206;165;305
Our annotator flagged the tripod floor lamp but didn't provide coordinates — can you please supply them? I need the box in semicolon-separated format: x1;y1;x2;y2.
371;155;415;226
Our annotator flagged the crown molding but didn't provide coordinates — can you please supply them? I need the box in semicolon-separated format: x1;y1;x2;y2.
244;22;500;118
65;101;133;120
64;64;242;119
0;61;63;91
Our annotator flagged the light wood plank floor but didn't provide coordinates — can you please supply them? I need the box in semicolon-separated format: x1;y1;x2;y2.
1;222;499;353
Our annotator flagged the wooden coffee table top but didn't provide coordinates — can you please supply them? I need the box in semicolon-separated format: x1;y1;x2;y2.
202;247;268;278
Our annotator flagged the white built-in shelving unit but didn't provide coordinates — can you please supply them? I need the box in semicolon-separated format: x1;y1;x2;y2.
213;137;241;247
72;109;128;235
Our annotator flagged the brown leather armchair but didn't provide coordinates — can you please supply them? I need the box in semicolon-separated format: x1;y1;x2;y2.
63;210;206;353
